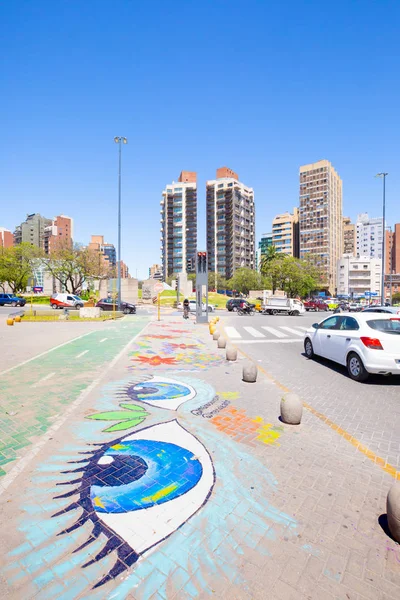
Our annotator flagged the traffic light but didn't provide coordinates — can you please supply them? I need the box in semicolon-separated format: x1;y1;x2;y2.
197;252;207;273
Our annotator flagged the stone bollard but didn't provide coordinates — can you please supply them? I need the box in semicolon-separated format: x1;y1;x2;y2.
215;316;220;322
226;346;237;361
217;337;226;349
280;393;303;425
6;317;14;326
14;315;21;323
213;331;220;341
242;361;257;383
209;325;216;335
387;484;400;543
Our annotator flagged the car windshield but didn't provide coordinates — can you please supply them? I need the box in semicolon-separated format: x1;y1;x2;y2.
367;319;400;334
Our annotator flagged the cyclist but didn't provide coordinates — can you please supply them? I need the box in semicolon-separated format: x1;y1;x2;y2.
183;298;190;319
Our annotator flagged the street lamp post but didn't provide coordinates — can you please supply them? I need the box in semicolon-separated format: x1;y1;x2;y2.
387;225;393;306
114;136;128;308
376;172;388;304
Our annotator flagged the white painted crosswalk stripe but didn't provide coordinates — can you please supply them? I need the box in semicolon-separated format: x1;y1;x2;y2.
280;326;304;337
243;326;265;338
225;326;242;339
261;326;288;338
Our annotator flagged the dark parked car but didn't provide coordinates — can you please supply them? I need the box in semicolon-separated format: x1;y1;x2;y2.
96;298;136;314
226;298;255;312
0;293;26;307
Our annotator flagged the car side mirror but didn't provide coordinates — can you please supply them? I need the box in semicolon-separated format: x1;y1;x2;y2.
312;323;319;329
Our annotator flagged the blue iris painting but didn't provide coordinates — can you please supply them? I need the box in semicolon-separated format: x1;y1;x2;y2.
90;439;203;513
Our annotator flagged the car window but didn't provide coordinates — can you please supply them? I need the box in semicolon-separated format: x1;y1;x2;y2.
340;317;359;331
367;319;400;334
319;316;342;330
67;296;74;301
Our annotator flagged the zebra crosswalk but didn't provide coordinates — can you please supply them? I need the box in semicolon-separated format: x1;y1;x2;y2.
224;324;308;343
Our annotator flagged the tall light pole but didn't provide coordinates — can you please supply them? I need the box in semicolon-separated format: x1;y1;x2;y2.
114;136;128;308
387;225;393;305
376;172;388;304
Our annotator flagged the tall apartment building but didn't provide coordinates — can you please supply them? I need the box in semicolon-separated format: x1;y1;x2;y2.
272;208;299;256
43;215;73;254
256;233;273;271
160;171;197;279
14;213;52;247
356;213;384;259
0;227;13;248
89;235;117;266
343;217;356;255
206;167;255;280
299;159;343;294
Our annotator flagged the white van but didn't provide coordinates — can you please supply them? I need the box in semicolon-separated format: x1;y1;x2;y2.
262;297;305;316
50;293;85;309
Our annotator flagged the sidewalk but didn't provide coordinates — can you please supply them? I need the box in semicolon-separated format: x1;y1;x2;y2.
0;313;399;600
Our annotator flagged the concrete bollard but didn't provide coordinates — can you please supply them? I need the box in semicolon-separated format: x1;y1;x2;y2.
226;346;237;361
14;315;21;323
387;484;400;543
242;361;257;383
6;318;14;326
217;337;226;349
212;331;220;340
280;393;303;425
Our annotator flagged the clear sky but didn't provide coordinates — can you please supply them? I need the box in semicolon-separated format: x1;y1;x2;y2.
1;0;399;278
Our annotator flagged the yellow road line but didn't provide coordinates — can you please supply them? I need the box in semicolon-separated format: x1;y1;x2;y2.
220;323;400;481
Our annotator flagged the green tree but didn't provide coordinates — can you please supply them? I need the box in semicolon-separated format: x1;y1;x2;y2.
228;268;261;296
392;292;400;304
0;243;40;293
43;244;113;294
260;258;284;294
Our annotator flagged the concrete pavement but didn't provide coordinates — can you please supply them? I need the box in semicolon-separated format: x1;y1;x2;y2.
0;311;399;599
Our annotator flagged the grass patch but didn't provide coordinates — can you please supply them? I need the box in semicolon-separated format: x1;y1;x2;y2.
22;314;121;322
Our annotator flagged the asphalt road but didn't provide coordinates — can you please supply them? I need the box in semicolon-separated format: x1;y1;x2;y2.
222;310;400;469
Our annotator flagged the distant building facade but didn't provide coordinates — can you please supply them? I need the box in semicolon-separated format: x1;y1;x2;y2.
355;213;384;260
0;227;13;248
343;217;355;256
43;215;73;254
256;233;273;271
206;167;255;280
89;235;117;267
14;213;52;247
299;159;343;294
337;255;382;298
160;171;197;279
149;263;163;280
272;208;299;256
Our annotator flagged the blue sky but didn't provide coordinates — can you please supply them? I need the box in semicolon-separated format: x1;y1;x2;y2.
1;0;399;278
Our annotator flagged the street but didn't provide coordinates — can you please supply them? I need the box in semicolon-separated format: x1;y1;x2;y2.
222;310;400;469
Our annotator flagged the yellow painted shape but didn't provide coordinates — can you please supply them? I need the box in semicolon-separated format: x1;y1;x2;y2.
222;323;400;481
110;444;127;450
218;391;240;400
93;496;105;509
252;416;264;423
142;483;179;503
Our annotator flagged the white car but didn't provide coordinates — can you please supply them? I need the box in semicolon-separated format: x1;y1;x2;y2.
304;313;400;382
178;300;215;312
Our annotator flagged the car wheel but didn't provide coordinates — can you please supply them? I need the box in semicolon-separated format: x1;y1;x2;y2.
292;310;300;316
12;301;17;307
123;307;129;314
304;338;314;359
347;352;369;382
272;310;277;315
232;306;237;312
51;304;58;310
76;303;83;309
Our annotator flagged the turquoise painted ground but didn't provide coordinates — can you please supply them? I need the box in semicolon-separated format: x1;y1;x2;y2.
0;316;149;475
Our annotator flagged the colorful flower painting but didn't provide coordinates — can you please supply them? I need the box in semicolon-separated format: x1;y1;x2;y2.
132;355;178;366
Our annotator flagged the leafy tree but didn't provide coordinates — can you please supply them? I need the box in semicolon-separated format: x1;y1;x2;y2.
261;255;320;297
43;244;113;294
260;258;283;294
228;268;261;296
261;245;282;267
0;243;40;293
392;292;400;304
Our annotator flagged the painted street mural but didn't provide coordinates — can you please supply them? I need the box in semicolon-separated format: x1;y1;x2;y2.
1;321;299;599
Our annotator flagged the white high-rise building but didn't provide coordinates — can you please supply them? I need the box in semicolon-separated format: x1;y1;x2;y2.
160;171;197;280
206;167;255;280
356;213;384;259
